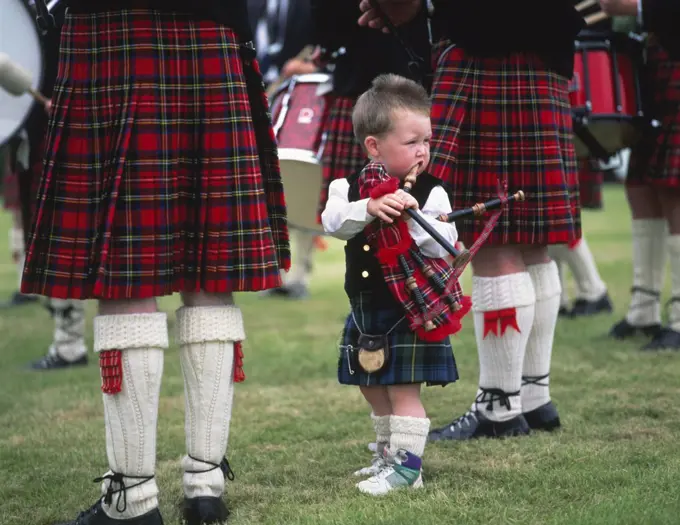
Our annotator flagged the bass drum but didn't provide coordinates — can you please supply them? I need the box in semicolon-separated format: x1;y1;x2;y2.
0;0;45;147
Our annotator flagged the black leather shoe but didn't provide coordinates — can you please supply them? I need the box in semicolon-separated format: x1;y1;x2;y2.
609;319;661;340
56;501;164;525
559;306;572;318
260;283;309;300
641;328;680;351
571;293;613;317
0;291;39;309
29;353;88;370
182;497;229;525
523;401;561;431
428;411;530;441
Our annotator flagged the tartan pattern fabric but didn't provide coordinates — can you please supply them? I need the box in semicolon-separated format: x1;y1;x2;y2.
627;40;680;189
318;96;368;219
429;41;581;246
338;291;459;386
578;158;604;210
22;10;290;300
357;163;471;340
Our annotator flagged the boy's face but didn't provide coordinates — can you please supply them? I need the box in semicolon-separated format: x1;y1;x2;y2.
365;108;431;180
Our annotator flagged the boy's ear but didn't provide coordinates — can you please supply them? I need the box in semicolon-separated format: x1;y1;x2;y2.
364;135;380;158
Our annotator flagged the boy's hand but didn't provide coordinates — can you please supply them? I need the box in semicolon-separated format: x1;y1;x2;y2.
367;193;404;223
395;189;419;220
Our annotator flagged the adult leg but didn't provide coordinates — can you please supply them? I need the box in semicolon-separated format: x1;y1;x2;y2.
610;185;667;339
643;189;680;350
93;297;167;523
265;230;316;299
429;245;534;441
178;291;243;524
29;298;88;370
521;246;562;431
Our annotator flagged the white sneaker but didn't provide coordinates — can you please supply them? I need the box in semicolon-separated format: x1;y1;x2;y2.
367;442;377;453
356;448;423;496
353;453;386;477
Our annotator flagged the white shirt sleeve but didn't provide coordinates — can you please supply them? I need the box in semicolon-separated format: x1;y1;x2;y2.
637;0;644;25
321;179;376;240
407;185;458;259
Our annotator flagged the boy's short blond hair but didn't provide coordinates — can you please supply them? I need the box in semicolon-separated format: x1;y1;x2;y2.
352;74;430;145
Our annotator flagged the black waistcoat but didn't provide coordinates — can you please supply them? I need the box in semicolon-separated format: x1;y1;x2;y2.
344;171;443;307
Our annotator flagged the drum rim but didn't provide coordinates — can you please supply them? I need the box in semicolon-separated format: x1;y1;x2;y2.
0;0;47;148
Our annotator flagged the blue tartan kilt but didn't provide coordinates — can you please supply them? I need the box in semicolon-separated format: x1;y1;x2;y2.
338;292;459;387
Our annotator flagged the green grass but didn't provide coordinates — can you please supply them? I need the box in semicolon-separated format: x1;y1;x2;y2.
1;184;680;525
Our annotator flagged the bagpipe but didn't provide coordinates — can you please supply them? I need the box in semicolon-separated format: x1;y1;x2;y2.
358;163;524;341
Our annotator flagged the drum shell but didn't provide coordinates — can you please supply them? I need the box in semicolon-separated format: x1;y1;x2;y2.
570;31;645;158
269;73;334;234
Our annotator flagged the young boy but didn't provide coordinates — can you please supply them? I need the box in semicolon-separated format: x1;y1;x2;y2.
322;74;468;496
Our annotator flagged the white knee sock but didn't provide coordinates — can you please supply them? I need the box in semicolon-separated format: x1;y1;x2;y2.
371;413;390;453
667;235;680;332
548;245;570;309
472;273;536;422
10;227;24;290
94;313;168;519
563;237;607;301
178;306;245;499
522;262;561;412
389;416;430;459
48;298;87;362
626;219;668;326
282;231;316;287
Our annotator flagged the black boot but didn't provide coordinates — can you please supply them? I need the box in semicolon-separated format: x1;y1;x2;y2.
0;291;38;308
183;458;234;525
641;328;680;351
55;501;163;525
428;410;530;441
609;319;662;340
571;293;613;317
29;352;88;370
523;401;561;431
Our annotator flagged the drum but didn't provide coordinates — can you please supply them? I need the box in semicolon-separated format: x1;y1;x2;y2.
0;0;44;147
570;30;645;159
269;73;335;234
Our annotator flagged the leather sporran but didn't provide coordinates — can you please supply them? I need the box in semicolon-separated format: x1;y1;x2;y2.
357;334;390;374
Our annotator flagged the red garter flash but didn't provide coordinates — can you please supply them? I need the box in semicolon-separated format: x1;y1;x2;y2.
483;308;520;338
99;350;123;394
233;341;246;383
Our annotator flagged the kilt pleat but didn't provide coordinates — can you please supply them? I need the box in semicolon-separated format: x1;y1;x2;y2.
338;292;459;387
22;10;289;300
429;41;581;246
627;41;680;189
318;96;368;219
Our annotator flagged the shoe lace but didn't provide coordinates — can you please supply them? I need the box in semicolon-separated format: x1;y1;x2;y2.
186;455;235;481
475;388;518;413
92;472;154;514
449;410;477;430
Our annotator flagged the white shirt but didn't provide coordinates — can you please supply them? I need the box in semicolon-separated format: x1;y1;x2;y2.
321;178;458;260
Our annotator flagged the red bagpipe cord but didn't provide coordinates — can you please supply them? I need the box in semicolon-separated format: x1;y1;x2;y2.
358;164;510;339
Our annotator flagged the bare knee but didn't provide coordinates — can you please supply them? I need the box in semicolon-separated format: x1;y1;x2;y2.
471;245;525;277
521;245;550;266
181;291;234;307
98;298;158;315
625;184;663;219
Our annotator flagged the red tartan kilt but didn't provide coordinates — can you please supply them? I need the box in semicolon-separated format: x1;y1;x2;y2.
2;170;20;211
22;10;289;300
318;96;368;220
578;158;604;210
627;40;680;189
429;41;581;246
